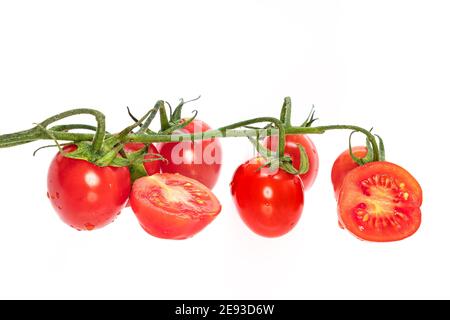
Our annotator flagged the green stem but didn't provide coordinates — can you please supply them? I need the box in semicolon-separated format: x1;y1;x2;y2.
218;117;286;157
138;102;160;134
40;109;106;153
280;97;292;127
50;124;101;132
0;115;379;161
0;123;378;157
298;125;380;161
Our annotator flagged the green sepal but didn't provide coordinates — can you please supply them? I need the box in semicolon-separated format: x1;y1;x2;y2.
170;99;185;123
297;144;310;175
128;163;148;182
62;141;98;162
159;100;171;131
137;103;160;134
170;95;201;123
105;156;130;167
248;137;310;176
165;96;202;134
300;106;318;127
163;110;198;135
126;146;165;181
279;144;309;175
126;107;157;135
61;142;130;168
124;146;165;180
95;144;130;167
105;105;159;150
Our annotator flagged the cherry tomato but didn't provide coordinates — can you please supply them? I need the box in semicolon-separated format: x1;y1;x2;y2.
47;145;131;231
230;157;305;238
331;146;368;199
159;119;222;189
338;161;422;242
264;134;319;190
130;173;221;240
124;143;161;175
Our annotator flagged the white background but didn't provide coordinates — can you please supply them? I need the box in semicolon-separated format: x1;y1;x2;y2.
0;0;449;300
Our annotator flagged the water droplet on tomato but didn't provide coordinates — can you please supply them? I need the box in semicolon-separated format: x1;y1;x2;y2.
264;202;270;207
84;223;95;231
57;206;62;210
56;192;60;199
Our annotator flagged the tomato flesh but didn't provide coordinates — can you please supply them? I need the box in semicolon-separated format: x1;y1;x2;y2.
230;157;305;238
47;145;131;231
338;161;422;242
264;134;319;190
130;173;221;239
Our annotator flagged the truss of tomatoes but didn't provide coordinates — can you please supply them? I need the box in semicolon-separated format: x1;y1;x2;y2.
2;98;423;242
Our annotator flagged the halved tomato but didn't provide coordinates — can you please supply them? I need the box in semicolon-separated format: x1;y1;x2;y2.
130;173;221;240
338;161;422;242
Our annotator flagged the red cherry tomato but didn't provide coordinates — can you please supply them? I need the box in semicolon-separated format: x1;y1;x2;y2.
230;157;305;238
124;143;161;175
331;146;368;199
338;161;422;242
264;134;319;190
159;119;222;189
47;145;131;231
130;173;221;240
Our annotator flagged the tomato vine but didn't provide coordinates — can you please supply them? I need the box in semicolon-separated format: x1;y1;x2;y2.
0;97;383;173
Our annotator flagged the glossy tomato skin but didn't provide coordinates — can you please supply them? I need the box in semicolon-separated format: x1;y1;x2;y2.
331;146;368;199
47;145;131;231
130;173;221;240
264;134;319;190
124;143;161;175
230;157;305;238
159;119;221;189
338;161;422;242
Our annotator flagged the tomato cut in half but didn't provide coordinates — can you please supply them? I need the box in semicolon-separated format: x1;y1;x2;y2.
338;161;422;242
130;173;221;240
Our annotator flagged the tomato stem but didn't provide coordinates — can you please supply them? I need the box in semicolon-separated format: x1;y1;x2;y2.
217;117;286;157
40;109;106;153
50;124;103;133
0;100;382;164
0;123;379;160
280;97;292;127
